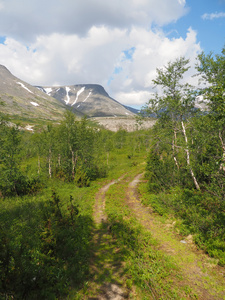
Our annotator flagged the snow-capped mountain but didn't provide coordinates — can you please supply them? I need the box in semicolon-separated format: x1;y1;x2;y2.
0;64;137;127
37;84;136;117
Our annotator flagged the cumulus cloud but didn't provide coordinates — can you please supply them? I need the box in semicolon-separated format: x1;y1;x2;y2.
0;0;202;108
110;27;201;106
202;12;225;20
0;0;188;42
0;26;201;107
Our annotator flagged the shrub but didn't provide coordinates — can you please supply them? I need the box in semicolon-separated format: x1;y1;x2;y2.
0;192;92;299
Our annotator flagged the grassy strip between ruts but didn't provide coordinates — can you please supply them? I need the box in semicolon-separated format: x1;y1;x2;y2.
104;171;198;299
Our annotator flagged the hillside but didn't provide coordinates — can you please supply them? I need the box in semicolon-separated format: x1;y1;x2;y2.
37;84;136;117
0;65;71;122
0;65;138;128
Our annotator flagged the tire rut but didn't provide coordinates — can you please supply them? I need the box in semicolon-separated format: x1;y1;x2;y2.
126;173;225;300
88;175;128;300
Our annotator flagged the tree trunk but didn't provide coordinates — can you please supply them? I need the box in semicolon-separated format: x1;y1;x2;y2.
38;155;40;174
49;149;52;178
172;130;179;169
219;131;225;171
72;150;75;178
58;154;61;167
181;121;200;190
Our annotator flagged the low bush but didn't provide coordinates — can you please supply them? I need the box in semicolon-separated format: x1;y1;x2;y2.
140;184;225;266
0;174;43;197
0;191;93;299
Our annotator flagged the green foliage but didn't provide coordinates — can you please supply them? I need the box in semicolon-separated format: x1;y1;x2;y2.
74;166;90;187
195;47;225;196
144;46;225;266
0;191;93;299
0;121;43;197
140;183;225;265
146;56;195;121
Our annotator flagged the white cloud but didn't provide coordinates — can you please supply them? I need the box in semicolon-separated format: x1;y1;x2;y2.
0;26;201;108
109;27;201;106
0;0;201;108
202;12;225;20
0;0;188;42
114;90;153;107
0;1;4;11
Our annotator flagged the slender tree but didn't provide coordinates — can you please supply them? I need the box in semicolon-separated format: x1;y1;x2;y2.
197;46;225;171
146;57;200;190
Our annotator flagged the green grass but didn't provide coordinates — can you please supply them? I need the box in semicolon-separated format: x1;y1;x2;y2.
139;182;225;266
0;125;153;299
0;179;99;299
104;173;196;299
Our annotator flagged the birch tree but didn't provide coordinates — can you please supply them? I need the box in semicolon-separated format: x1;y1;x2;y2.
146;57;200;190
197;47;225;171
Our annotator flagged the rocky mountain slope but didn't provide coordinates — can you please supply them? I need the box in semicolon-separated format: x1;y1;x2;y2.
37;84;136;117
0;65;71;121
0;65;137;123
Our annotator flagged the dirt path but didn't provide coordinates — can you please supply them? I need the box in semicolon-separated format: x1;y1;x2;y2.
126;173;225;300
88;176;129;300
86;172;225;299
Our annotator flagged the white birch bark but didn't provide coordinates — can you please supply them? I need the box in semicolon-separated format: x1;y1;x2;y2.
219;131;225;171
172;130;179;169
181;121;200;190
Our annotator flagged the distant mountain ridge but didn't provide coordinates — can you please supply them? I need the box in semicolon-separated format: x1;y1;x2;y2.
0;64;138;121
0;65;69;121
37;84;137;117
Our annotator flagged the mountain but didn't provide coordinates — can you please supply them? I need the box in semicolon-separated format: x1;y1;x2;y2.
37;84;136;117
0;65;72;121
0;64;137;122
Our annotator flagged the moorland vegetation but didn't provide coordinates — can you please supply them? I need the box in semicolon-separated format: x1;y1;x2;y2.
0;46;224;299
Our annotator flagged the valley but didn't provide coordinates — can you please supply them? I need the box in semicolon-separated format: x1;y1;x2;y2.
0;48;225;299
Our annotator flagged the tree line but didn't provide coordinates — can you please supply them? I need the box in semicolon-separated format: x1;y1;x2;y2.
144;45;225;265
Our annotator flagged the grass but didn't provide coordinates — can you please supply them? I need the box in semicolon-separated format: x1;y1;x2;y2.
136;181;225;299
104;172;197;299
139;182;225;266
0;179;100;299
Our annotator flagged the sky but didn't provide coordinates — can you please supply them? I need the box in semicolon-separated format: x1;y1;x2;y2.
0;0;224;109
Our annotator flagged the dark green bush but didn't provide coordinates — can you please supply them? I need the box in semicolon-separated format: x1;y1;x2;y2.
0;192;93;299
0;174;43;197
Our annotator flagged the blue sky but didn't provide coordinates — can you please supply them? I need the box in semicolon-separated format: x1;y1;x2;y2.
163;0;225;55
0;0;224;108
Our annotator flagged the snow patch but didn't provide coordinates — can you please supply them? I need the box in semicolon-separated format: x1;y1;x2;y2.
30;102;39;107
83;91;92;102
72;87;85;106
44;88;52;96
65;86;71;105
17;82;33;94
